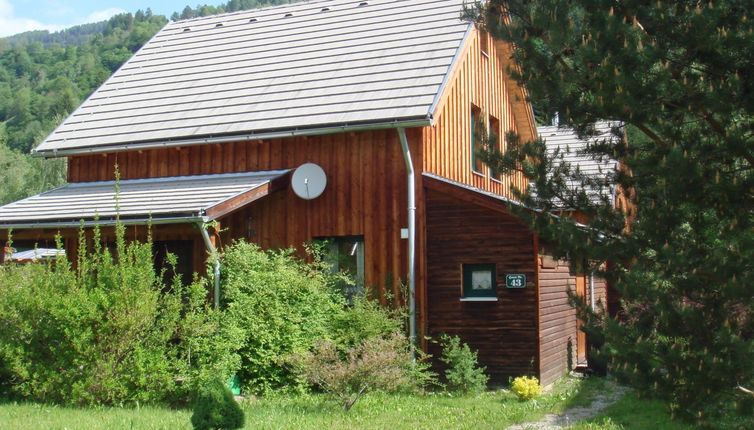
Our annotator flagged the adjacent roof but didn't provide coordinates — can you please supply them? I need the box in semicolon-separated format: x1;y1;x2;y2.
35;0;472;155
0;170;290;229
8;248;66;262
537;121;622;207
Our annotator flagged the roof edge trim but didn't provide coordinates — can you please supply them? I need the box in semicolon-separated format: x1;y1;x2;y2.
33;118;432;158
0;216;209;231
427;21;474;118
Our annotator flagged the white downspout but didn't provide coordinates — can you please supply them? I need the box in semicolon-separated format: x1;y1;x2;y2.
397;128;416;350
589;272;595;310
198;223;221;310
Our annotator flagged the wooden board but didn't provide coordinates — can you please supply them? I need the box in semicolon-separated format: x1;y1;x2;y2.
537;247;579;387
422;28;529;201
424;188;537;384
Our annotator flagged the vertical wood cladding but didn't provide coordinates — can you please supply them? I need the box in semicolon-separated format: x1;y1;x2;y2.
422;28;528;201
425;189;538;384
67;129;415;302
538;250;579;387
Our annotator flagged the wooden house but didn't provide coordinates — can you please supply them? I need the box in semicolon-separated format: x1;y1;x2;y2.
0;0;611;387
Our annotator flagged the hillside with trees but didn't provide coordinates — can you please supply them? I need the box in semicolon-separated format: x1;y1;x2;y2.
0;0;295;205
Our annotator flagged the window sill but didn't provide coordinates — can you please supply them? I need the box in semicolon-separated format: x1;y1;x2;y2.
460;297;498;302
471;171;487;179
490;177;503;184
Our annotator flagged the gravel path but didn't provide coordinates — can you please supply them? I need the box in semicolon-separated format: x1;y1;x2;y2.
507;383;627;430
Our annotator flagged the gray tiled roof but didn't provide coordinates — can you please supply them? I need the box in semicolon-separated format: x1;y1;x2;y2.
537;121;621;207
0;170;289;228
35;0;472;154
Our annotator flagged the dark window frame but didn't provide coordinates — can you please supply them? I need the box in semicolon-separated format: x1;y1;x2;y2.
462;263;497;298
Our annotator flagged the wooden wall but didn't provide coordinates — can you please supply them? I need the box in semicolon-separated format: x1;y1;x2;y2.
425;189;538;384
537;250;579;387
66;129;419;303
422;28;528;201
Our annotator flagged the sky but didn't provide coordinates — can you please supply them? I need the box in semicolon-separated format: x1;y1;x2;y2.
0;0;203;37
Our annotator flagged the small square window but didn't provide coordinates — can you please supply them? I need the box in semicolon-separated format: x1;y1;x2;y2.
463;263;497;298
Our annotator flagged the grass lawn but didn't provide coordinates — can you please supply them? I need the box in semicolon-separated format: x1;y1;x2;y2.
0;377;698;430
567;379;694;430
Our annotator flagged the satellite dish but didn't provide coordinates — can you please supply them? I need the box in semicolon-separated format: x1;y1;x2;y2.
291;163;327;200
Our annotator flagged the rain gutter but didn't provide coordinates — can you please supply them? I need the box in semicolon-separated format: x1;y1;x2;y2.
0;215;208;230
197;222;221;310
397;128;417;352
33;119;432;158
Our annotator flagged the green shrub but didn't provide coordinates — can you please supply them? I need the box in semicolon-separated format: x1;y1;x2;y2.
329;294;403;351
219;241;344;395
0;227;240;406
190;378;244;430
438;334;489;394
510;376;541;401
288;332;429;410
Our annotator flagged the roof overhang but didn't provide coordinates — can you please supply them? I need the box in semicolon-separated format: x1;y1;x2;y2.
422;173;593;231
0;170;290;230
33;118;432;158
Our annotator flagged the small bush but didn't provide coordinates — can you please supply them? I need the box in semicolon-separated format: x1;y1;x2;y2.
510;376;541;401
288;332;429;410
438;334;488;394
190;379;244;430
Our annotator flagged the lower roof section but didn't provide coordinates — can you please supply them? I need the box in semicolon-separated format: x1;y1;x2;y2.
0;170;290;230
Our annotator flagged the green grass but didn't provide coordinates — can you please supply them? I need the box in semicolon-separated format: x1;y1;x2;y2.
0;377;584;430
567;392;694;430
0;377;717;430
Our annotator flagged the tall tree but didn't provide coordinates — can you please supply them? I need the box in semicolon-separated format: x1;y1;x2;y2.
469;0;753;424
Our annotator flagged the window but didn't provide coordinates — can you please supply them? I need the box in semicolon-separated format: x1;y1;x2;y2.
471;105;485;173
462;263;497;298
153;240;194;287
320;236;365;299
489;115;502;180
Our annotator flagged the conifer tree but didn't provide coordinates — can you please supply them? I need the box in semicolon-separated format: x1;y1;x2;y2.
468;0;753;424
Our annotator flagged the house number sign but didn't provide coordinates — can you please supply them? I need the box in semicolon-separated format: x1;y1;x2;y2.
505;274;526;288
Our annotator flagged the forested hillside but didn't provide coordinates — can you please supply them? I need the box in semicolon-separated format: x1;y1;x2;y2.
0;0;295;205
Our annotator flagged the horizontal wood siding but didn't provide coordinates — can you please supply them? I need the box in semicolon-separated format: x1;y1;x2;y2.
422;28;527;200
66;129;420;303
538;251;579;387
425;189;537;384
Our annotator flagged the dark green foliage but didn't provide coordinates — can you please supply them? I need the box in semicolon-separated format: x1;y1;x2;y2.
0;226;241;405
219;241;344;394
0;12;167;154
0;141;66;205
438;334;488;394
190;379;245;430
470;0;753;425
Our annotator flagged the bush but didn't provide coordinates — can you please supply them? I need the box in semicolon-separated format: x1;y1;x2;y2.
329;294;403;351
190;379;244;430
288;332;429;410
510;376;542;401
219;241;344;395
0;227;240;406
438;334;488;394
